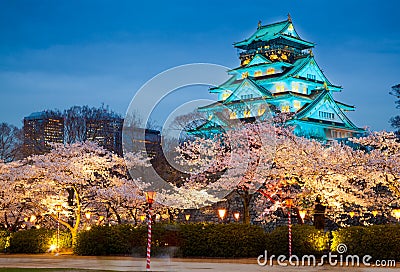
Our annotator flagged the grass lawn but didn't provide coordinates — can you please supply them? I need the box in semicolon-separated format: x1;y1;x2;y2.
0;269;119;272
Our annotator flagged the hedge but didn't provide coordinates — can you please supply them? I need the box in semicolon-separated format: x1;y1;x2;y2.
2;224;400;260
331;224;400;260
7;229;72;253
265;225;329;257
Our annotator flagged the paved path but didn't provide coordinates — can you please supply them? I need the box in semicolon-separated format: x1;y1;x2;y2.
0;255;397;271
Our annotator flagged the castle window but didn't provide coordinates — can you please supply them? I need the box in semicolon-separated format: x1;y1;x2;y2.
303;86;308;94
266;68;275;75
243;109;251;118
276;83;285;92
258;106;266;116
241;94;253;100
319;111;334;120
254;70;262;77
291;82;299;92
293;100;301;110
230;111;237;119
281;104;290;113
222;92;230;100
307;74;316;80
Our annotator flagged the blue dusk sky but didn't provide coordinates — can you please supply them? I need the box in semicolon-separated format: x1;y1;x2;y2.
0;0;399;131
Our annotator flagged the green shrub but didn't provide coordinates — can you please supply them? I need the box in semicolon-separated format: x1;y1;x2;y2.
8;229;71;253
332;225;400;260
179;223;267;258
265;225;329;257
0;230;10;252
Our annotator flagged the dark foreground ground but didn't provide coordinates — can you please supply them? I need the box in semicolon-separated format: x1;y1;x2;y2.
0;254;397;271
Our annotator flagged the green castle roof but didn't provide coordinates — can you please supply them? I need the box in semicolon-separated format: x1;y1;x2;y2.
234;19;314;49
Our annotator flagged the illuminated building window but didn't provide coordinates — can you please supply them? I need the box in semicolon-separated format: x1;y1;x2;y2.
242;72;249;79
266;68;275;75
244;109;251;118
291;82;299;92
293;100;301;110
258;106;266;116
303;86;308;94
276;83;285;92
242;59;250;66
222;92;230;100
254;70;262;77
281;104;290;113
230;111;237;119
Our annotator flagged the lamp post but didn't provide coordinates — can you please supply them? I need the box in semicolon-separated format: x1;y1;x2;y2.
145;191;156;272
218;208;226;223
85;211;91;230
55;204;62;255
284;198;293;257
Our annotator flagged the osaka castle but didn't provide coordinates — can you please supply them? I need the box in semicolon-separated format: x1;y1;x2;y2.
192;15;364;141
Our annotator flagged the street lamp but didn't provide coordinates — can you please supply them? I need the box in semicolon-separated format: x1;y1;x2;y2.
372;210;378;217
218;208;226;223
233;212;240;222
349;211;355;218
144;191;156;272
185;214;191;222
299;210;307;223
284;198;293;257
55;204;62;255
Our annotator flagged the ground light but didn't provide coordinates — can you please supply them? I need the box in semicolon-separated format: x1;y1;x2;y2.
393;208;400;221
144;191;156;272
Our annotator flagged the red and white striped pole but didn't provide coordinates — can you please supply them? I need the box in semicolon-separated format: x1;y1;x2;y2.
144;191;156;272
288;207;292;257
146;203;153;271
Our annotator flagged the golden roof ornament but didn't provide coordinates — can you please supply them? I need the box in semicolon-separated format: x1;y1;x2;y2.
309;49;314;56
287;13;292;23
323;81;329;90
258;20;262;29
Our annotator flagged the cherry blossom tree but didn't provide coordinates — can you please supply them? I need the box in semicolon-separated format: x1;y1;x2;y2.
3;142;148;243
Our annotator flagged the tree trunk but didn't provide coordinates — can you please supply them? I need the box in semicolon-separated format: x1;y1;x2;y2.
239;190;252;224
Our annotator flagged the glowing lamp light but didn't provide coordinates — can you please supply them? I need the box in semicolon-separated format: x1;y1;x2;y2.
55;204;62;212
140;214;146;222
284;198;293;208
218;209;226;220
86;226;91;231
349;211;355;218
85;212;91;220
233;212;240;221
393;209;400;220
299;210;307;220
145;191;156;204
372;210;378;217
30;215;37;223
185;214;191;221
49;244;57;251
